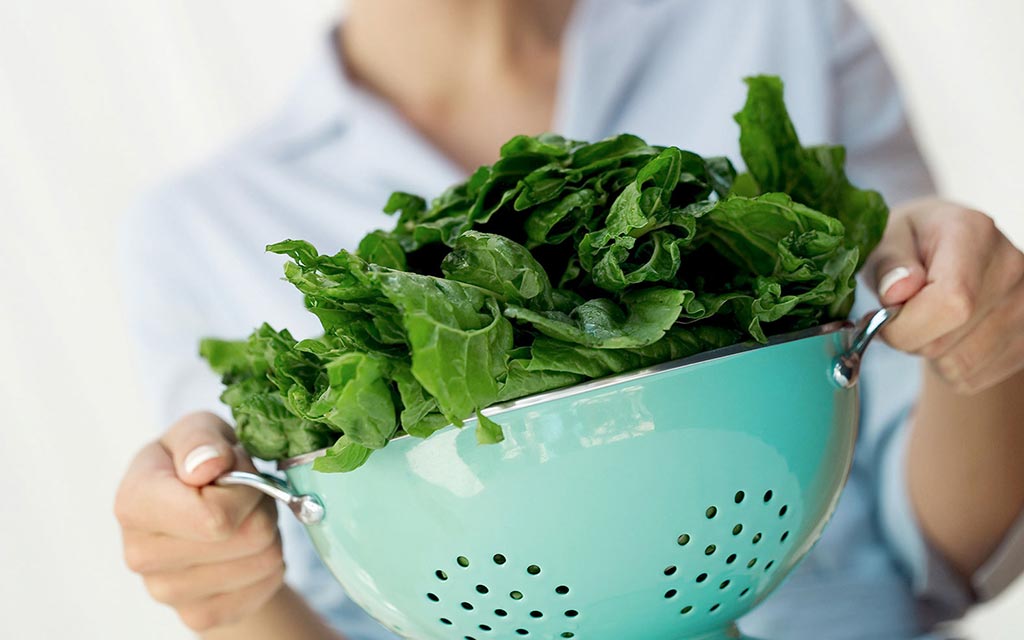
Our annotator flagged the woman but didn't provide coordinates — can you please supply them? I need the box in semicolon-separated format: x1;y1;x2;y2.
114;1;1024;638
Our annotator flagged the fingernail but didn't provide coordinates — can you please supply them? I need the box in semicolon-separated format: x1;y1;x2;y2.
183;445;221;475
879;267;911;298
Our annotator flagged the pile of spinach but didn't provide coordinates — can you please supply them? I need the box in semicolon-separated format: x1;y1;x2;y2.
201;76;887;472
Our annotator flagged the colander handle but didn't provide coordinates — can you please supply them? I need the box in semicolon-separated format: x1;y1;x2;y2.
832;305;902;388
214;471;325;525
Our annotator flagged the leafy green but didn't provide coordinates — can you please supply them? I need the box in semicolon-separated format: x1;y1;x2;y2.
201;75;887;471
504;288;691;349
313;436;373;473
373;268;514;427
733;76;888;265
441;231;554;309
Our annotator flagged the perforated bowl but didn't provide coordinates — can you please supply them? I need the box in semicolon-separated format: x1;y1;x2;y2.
218;308;895;640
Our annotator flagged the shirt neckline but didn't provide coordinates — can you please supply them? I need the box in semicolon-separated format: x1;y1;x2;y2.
274;2;605;171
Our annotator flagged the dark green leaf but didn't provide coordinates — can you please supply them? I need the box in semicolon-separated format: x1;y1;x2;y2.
441;231;554;308
735;75;888;264
313;436;374;472
505;287;689;349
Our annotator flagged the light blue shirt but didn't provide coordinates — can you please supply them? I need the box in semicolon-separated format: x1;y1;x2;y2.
121;1;1021;637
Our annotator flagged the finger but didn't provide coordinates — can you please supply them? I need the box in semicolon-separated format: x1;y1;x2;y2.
116;441;262;541
920;237;1024;359
176;566;286;632
934;287;1024;392
192;442;266;531
143;530;283;605
160;412;238;487
160;413;267;537
882;219;992;352
116;441;211;537
123;499;279;573
865;215;928;305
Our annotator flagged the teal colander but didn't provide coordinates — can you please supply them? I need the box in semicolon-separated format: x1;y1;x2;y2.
216;308;895;640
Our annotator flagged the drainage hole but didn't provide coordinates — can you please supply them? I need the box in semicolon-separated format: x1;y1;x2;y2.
765;561;775;571
705;544;716;556
764;490;773;503
735;491;745;503
726;554;737;565
681;605;694;615
561;634;575;638
781;531;790;543
752;532;762;544
719;580;730;590
677;534;691;546
706;506;718;519
664;565;677;576
440;618;453;625
461;602;474;611
530;611;543;618
495;609;508;617
493;554;507;565
565;610;579;618
696;573;708;583
527;565;541;576
479;624;492;631
740;588;751;598
427;593;439;602
710;603;721;613
476;584;489;594
747;558;758;568
779;505;788;517
556;585;570;595
457;556;470;568
732;524;743;535
510;591;524;600
664;589;678;599
516;630;529;636
436;570;448;581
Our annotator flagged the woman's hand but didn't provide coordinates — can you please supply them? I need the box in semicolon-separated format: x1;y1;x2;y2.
866;197;1024;579
114;412;285;632
865;197;1024;393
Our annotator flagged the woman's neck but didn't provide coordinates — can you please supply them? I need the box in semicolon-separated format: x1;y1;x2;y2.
339;0;576;170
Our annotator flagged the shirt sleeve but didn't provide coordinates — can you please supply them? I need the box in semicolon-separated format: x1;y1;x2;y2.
829;0;1024;619
118;182;229;429
828;0;936;207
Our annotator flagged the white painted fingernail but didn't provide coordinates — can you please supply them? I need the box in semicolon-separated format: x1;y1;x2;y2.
183;445;221;475
878;267;911;298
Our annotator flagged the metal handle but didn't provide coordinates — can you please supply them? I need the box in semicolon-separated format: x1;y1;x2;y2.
832;306;902;388
215;471;325;525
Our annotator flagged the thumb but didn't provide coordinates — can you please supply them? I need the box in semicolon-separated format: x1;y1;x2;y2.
865;216;928;305
160;412;238;487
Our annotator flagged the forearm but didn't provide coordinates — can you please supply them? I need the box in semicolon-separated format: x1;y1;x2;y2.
908;364;1024;579
202;586;346;640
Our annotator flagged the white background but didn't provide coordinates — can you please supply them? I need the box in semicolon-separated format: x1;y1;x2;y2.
0;1;1021;638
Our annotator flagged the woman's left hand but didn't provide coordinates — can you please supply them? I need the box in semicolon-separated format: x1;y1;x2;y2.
865;196;1024;394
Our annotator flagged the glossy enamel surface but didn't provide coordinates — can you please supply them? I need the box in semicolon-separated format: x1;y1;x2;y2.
284;328;859;639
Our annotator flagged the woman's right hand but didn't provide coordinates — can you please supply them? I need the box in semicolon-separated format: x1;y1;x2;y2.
114;412;286;633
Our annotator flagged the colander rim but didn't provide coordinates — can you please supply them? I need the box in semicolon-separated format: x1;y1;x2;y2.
277;318;852;470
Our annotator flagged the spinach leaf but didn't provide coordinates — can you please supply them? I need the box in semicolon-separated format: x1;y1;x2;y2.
441;231;554;309
734;75;888;265
201;75;888;471
505;287;690;349
313;436;374;473
372;269;514;427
